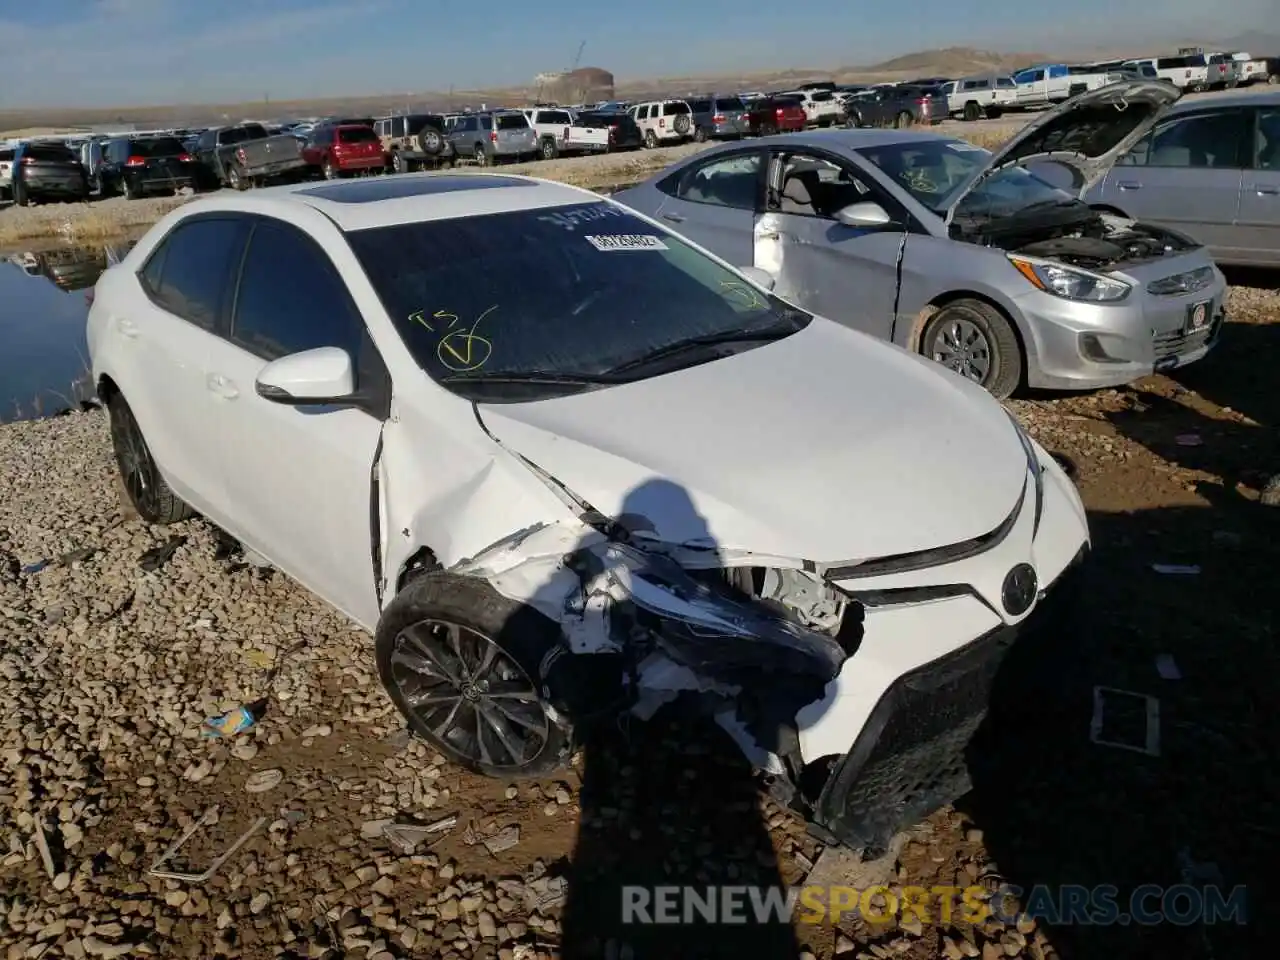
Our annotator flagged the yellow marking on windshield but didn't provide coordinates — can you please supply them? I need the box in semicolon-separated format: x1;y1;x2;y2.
720;281;767;311
435;304;497;372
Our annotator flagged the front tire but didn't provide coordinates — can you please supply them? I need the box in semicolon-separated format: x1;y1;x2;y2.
391;151;406;174
227;164;247;191
963;101;981;122
920;299;1022;399
375;573;574;778
895;111;914;128
107;394;194;525
323;159;339;180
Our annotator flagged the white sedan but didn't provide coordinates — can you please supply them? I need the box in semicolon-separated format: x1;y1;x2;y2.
87;172;1089;855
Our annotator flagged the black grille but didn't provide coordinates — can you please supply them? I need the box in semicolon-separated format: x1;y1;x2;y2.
1152;311;1223;362
813;550;1086;855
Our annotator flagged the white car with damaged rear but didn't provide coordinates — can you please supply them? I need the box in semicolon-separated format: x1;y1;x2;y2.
86;172;1089;856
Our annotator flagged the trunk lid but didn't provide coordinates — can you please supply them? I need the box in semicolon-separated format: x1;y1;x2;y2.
943;80;1181;227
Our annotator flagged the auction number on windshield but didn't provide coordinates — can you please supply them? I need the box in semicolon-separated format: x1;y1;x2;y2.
409;305;497;372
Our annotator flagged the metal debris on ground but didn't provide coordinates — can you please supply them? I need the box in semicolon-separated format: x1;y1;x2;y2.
244;768;284;793
1151;563;1201;575
139;535;187;572
148;806;269;883
382;814;458;854
461;818;521;856
1175;434;1204;447
1089;686;1161;757
524;875;568;912
1155;654;1182;681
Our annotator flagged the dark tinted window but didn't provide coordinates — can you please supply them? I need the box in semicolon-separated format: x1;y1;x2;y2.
129;137;185;156
142;218;248;330
714;97;746;111
689;99;712;112
480;116;493;130
496;114;527;130
663;102;691;115
26;144;77;162
338;127;377;143
539;110;572;125
346;202;810;402
231;219;364;361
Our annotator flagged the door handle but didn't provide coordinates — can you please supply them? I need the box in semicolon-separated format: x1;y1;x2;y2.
661;212;685;223
1117;181;1142;190
116;317;140;339
205;373;239;400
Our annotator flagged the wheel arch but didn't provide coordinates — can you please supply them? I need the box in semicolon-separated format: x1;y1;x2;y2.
910;289;1033;372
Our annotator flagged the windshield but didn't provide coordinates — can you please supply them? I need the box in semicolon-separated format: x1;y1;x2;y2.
857;138;994;212
346;202;810;402
496;114;529;130
338;127;377;143
130;137;186;156
996;76;1015;88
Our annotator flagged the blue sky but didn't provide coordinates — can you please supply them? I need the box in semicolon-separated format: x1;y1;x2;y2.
0;0;1268;108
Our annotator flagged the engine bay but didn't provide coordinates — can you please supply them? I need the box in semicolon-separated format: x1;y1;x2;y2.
962;206;1199;271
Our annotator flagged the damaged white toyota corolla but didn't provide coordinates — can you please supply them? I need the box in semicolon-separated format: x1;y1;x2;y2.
87;172;1089;856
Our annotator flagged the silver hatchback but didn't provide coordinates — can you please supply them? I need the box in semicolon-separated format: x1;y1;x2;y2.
614;81;1226;398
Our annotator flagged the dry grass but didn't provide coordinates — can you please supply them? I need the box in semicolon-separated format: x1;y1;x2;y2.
0;122;1022;249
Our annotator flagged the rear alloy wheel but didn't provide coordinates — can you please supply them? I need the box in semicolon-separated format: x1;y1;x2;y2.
475;144;490;167
644;129;658;149
963;101;981;122
921;299;1022;399
540;138;558;160
108;394;194;524
227;164;247;191
375;574;573;778
323;160;339;180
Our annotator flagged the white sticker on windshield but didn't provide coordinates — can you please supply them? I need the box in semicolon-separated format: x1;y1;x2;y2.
950;142;985;151
585;234;669;251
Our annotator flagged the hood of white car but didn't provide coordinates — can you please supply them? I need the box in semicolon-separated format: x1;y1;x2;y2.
944;80;1181;225
476;320;1028;564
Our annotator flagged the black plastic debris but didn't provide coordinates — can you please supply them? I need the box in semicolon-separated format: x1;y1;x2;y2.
139;535;187;572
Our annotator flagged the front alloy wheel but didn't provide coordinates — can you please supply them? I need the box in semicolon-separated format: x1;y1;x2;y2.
108;395;193;524
388;620;550;771
921;298;1022;399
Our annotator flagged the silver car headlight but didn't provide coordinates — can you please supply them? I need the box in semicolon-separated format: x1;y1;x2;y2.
1007;411;1045;536
1007;254;1131;303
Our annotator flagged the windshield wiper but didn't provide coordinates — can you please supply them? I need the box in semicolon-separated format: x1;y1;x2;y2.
602;325;798;376
441;371;626;385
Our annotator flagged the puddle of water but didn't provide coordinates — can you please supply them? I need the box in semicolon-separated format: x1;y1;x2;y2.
0;240;135;424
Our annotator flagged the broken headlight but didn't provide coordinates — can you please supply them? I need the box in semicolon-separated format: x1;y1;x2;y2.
1007;254;1131;303
1007;411;1044;536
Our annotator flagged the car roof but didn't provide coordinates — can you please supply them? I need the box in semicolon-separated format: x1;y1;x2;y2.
703;128;958;152
165;172;602;232
1168;87;1280;111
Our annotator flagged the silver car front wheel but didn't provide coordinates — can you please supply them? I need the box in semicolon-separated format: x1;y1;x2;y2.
921;299;1022;399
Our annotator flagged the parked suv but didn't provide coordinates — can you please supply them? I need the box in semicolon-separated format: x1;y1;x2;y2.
742;96;808;135
629;100;693;148
846;85;946;128
84;136;198;199
445;111;537;166
301;125;386;179
686;95;750;141
9;142;88;206
0;146;14;201
374;114;450;173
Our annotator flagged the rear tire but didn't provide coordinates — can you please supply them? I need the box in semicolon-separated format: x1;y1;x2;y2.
375;573;574;778
323;159;339;180
644;129;658;149
123;178;138;200
227;164;247;191
693;126;708;143
920;299;1022;399
540;137;558;160
475;143;490;166
107;394;194;525
1269;74;1279;85
963;101;981;122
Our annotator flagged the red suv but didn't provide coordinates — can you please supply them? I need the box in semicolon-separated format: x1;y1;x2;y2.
743;96;807;135
301;124;385;178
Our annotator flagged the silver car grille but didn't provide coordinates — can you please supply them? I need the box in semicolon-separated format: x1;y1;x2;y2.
1147;265;1215;296
1153;324;1215;361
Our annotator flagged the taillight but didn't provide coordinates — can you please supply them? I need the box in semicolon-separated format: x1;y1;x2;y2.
125;156;147;166
712;114;725;123
177;153;192;162
775;107;785;116
235;147;247;162
20;156;36;165
489;131;498;142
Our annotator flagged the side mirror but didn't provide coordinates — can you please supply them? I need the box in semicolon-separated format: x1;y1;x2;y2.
255;346;355;405
834;201;893;228
736;265;776;290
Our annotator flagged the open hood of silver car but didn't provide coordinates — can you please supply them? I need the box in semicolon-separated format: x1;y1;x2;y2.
944;80;1181;228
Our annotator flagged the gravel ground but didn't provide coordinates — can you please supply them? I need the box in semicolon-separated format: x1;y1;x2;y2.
0;120;1023;248
2;276;1277;959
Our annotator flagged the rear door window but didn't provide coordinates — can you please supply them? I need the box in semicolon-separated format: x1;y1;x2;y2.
338;127;377;143
496;114;528;130
664;102;690;115
140;217;250;331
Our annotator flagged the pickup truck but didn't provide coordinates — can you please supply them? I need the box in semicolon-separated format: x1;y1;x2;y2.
191;123;309;190
522;107;611;159
1005;64;1124;108
940;75;1015;121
